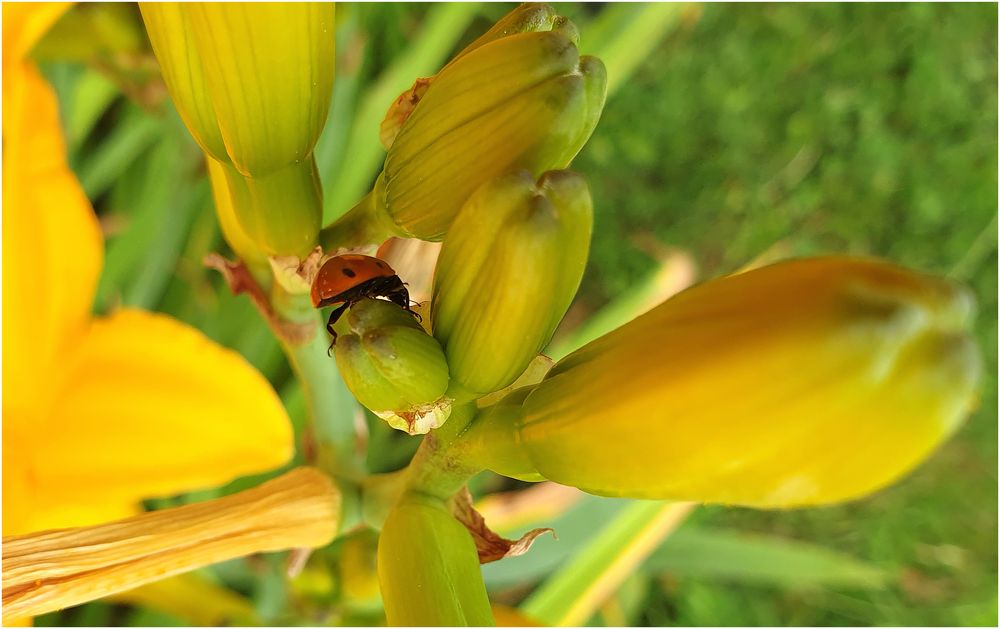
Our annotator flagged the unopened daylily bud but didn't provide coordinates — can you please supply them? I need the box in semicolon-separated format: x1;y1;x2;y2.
141;2;334;256
185;3;334;176
334;299;451;435
344;19;605;244
206;158;268;272
378;495;494;627
140;3;228;161
466;257;982;508
432;170;592;398
379;3;560;149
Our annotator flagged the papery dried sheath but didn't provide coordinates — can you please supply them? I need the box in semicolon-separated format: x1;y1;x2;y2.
432;170;592;399
467;257;982;508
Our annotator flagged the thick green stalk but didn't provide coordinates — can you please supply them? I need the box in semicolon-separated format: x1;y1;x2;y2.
271;287;366;531
318;188;396;251
403;403;482;502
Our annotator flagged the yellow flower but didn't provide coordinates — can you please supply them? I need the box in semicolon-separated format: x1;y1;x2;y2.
2;2;292;536
465;257;981;507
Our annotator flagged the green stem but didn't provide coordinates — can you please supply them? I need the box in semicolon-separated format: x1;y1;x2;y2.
318;184;397;252
271;286;366;531
403;402;482;501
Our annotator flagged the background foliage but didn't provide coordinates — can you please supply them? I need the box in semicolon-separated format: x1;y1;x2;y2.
33;2;997;626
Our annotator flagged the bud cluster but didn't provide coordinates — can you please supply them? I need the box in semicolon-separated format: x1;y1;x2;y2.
323;4;604;432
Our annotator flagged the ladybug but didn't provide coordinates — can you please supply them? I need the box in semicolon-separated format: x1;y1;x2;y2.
311;254;416;346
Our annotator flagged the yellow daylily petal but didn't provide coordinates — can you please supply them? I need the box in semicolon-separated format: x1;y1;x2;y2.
1;3;72;73
2;60;103;424
111;574;258;626
34;309;292;505
4;424;136;534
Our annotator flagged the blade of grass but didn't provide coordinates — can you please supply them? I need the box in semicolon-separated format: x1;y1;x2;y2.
520;501;694;626
481;495;629;591
76;103;163;199
66;69;120;154
582;3;698;96
643;527;888;590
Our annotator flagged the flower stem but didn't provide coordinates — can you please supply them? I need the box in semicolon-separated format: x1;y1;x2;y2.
271;284;367;531
403;402;483;501
318;185;397;252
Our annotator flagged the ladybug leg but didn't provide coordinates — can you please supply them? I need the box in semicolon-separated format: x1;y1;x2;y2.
388;284;422;323
325;302;350;356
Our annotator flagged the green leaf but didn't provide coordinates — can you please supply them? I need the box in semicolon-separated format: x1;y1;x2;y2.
77;103;163;199
520;501;693;627
644;527;888;590
582;3;692;96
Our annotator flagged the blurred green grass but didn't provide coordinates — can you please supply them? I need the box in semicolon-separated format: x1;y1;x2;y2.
570;3;997;626
34;2;997;626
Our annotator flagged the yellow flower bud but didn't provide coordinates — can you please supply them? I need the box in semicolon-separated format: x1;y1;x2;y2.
185;2;334;175
377;494;494;627
379;3;561;149
140;2;334;256
370;21;605;242
467;257;982;508
139;3;228;161
432;170;593;399
333;299;451;435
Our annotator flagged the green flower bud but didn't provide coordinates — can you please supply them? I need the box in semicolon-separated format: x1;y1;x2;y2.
140;2;334;256
464;257;982;508
432;170;593;399
185;3;334;175
333;299;451;435
140;3;228;161
379;3;561;150
326;18;606;246
378;494;494;627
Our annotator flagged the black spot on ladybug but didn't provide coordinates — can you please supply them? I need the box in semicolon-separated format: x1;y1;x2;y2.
342;267;357;278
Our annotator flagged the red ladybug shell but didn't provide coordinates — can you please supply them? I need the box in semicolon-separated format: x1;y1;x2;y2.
311;254;398;308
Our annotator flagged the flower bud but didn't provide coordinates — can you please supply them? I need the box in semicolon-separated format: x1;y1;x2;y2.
140;3;334;256
377;494;494;626
372;21;606;241
185;3;334;176
432;170;592;399
139;3;228;161
467;257;982;508
333;299;451;435
379;3;561;149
